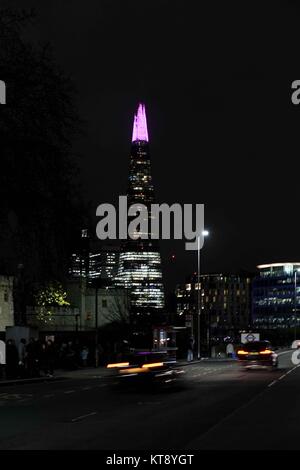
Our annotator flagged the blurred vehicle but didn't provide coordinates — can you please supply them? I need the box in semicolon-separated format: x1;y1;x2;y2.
237;341;278;370
106;351;185;388
291;340;300;349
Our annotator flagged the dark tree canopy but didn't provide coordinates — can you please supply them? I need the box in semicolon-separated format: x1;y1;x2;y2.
0;9;87;296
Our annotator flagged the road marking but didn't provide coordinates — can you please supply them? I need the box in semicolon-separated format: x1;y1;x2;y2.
268;381;277;388
64;390;75;394
81;386;92;391
0;393;33;400
268;364;300;388
71;411;97;423
186;370;290;447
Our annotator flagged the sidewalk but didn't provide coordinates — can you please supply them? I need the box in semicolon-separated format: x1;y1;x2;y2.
0;357;237;386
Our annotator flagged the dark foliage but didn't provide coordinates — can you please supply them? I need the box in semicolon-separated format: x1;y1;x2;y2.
0;9;88;305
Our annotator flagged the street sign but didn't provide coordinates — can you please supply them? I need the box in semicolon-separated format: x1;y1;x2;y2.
241;333;260;344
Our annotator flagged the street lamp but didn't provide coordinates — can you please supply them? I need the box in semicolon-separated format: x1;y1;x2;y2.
294;269;300;341
197;230;209;360
93;281;100;368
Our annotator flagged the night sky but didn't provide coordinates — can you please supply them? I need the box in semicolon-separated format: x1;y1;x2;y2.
4;0;300;296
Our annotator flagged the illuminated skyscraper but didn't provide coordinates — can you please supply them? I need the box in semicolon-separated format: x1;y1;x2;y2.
117;104;165;320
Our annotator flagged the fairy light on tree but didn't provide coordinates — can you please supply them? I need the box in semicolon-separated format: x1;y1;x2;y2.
35;281;70;324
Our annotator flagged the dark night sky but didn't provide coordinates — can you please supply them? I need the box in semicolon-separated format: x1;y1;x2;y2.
4;0;300;295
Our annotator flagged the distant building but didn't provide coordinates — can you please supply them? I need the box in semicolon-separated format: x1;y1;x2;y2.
26;305;80;333
252;262;300;330
68;229;90;279
0;276;14;332
116;103;165;319
176;272;252;339
89;247;120;282
67;280;129;331
69;243;120;285
26;281;129;333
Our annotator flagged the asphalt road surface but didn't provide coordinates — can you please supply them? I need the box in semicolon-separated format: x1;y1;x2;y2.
0;351;298;450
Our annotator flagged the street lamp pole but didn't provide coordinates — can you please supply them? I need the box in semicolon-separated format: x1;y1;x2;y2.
197;230;209;360
197;236;201;360
95;284;99;367
295;270;298;341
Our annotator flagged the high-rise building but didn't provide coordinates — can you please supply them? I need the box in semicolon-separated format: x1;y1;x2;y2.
252;262;300;330
89;246;120;282
68;229;90;279
176;272;252;340
116;104;165;319
69;244;119;284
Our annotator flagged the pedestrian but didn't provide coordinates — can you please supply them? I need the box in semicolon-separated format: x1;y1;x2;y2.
59;342;68;368
187;336;195;362
80;346;89;367
18;338;27;378
66;341;76;370
33;338;42;377
40;342;48;376
5;339;18;379
44;340;55;377
26;338;36;377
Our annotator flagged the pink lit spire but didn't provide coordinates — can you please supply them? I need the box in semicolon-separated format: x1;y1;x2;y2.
132;103;149;142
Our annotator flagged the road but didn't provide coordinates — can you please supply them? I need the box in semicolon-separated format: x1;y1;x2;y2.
0;351;298;450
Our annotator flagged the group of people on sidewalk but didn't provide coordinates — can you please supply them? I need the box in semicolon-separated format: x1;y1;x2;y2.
4;338;56;379
1;338;94;380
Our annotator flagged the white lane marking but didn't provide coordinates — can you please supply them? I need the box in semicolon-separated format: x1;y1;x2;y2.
187;366;300;447
82;386;91;391
268;381;277;388
268;364;300;388
0;393;33;400
71;411;97;422
64;390;75;394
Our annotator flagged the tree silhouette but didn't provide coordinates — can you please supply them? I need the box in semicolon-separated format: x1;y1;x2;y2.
0;9;88;319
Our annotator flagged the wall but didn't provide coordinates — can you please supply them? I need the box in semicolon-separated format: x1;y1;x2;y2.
0;276;14;332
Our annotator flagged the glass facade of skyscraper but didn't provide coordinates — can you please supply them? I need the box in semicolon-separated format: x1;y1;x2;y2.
176;273;252;338
116;104;165;315
69;247;119;283
252;263;300;329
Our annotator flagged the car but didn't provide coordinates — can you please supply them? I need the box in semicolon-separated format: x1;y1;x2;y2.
237;341;278;370
106;351;185;388
291;340;300;349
